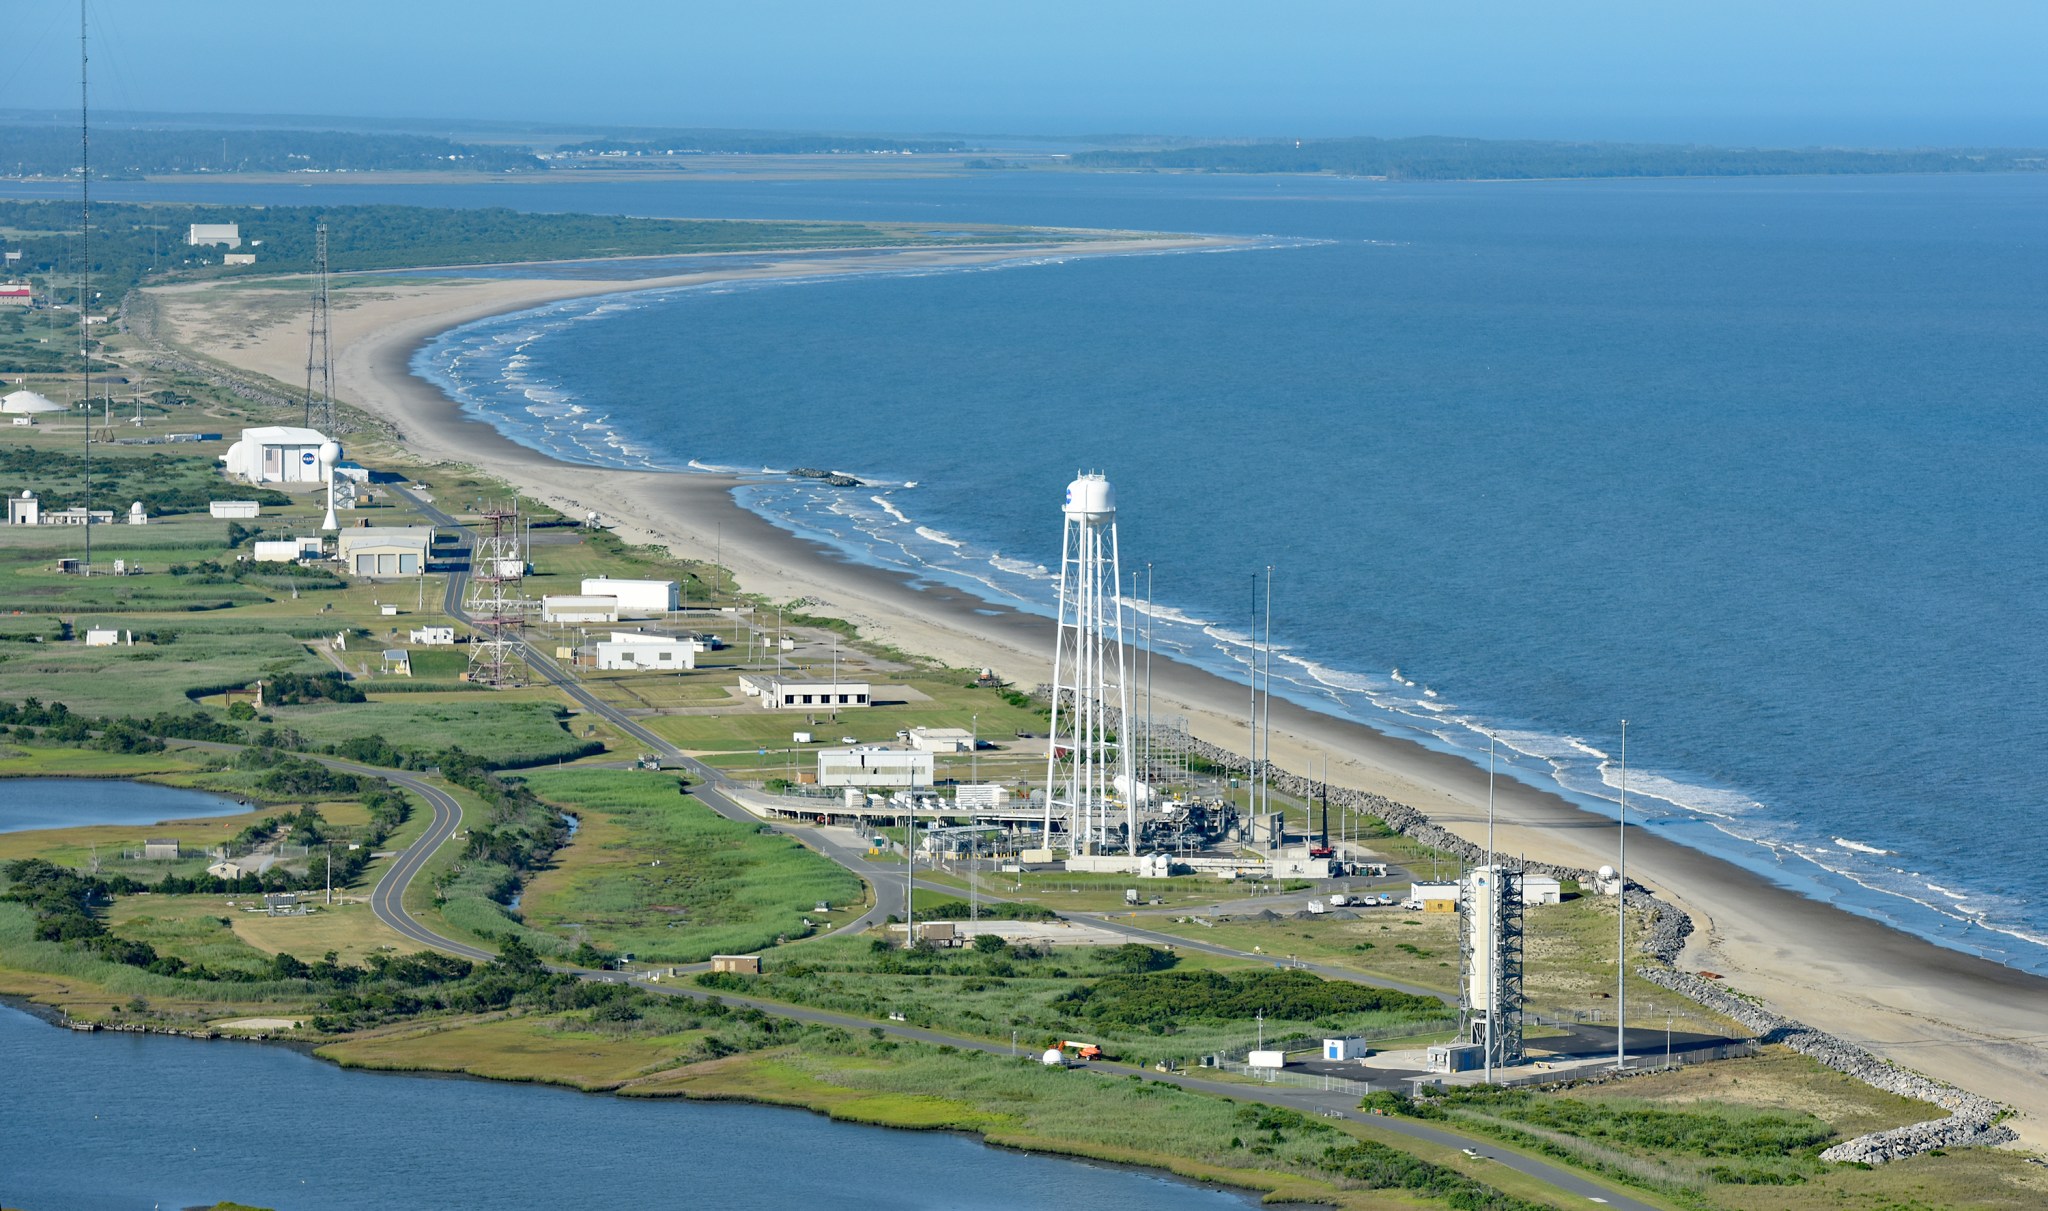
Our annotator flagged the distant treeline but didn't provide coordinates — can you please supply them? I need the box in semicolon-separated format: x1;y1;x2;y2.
1071;135;2048;180
554;135;967;156
0;125;544;179
0;200;991;303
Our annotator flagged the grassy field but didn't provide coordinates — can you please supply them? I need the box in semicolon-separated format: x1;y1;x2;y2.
269;699;595;767
1138;896;1722;1027
514;769;865;961
695;930;1448;1064
0;746;205;779
321;1013;718;1091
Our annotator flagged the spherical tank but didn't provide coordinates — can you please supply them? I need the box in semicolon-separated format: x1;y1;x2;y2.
1062;474;1116;524
317;440;341;467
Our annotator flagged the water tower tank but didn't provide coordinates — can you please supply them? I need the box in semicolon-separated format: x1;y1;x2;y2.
1063;474;1116;524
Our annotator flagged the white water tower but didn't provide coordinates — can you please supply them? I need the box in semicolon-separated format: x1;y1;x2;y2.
317;440;341;533
1043;473;1135;858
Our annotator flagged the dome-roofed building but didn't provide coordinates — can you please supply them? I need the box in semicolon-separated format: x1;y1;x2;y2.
2;389;66;415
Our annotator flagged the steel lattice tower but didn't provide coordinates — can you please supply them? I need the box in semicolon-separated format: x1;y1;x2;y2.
304;222;333;432
1042;473;1134;857
464;505;532;687
1461;864;1527;1072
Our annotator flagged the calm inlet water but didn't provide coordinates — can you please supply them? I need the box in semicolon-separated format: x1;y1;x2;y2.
12;171;2043;973
0;1005;1249;1211
0;778;250;834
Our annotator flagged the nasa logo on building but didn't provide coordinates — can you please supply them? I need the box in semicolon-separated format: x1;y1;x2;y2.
302;451;318;467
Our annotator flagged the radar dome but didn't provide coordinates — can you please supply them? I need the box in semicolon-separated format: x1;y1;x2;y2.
1598;865;1617;882
317;440;341;466
1062;474;1115;523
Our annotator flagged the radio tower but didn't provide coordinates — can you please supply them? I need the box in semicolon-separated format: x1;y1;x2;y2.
1042;473;1135;858
464;503;532;687
303;221;333;432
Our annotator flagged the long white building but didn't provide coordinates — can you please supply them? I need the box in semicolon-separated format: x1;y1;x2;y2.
817;747;933;788
594;635;695;670
580;577;677;614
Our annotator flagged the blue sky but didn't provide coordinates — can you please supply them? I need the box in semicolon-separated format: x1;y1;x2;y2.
5;1;2046;145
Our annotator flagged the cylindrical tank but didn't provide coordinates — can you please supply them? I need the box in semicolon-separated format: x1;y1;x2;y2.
1063;474;1116;524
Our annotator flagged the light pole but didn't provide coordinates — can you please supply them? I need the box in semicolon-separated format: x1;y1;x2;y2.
1485;732;1496;1086
971;713;978;785
1616;718;1629;1071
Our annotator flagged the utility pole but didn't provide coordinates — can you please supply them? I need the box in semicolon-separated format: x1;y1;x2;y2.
78;0;91;576
1485;733;1496;1086
325;841;333;906
1617;718;1629;1071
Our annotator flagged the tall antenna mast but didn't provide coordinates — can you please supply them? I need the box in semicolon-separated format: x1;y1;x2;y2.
304;221;333;431
79;0;92;574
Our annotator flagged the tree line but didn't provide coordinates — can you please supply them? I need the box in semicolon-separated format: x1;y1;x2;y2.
1071;135;2048;180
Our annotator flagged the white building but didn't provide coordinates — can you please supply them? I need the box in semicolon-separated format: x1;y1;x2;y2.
541;594;620;624
408;626;456;646
209;500;261;519
737;673;872;710
1323;1037;1371;1061
336;527;430;578
907;727;974;753
221;426;335;485
1522;874;1564;905
6;491;39;526
817;747;933;788
595;635;695;671
126;502;147;525
953;784;1012;810
2;389;64;416
84;628;121;646
251;537;322;563
222;252;256;266
580;576;677;614
187;223;241;247
1411;881;1462;910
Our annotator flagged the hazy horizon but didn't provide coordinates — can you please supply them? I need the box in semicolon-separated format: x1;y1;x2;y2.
3;1;2045;149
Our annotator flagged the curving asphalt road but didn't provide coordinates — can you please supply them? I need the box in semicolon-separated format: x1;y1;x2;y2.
350;489;1653;1209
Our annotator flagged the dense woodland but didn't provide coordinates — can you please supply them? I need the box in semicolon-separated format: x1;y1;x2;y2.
553;134;967;155
1071;135;2048;179
0;200;964;305
1;125;544;179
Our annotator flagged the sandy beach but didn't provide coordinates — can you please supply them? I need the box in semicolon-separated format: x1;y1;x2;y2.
146;238;2048;1146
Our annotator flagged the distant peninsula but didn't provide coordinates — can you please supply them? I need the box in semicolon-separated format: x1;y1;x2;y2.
1068;134;2048;180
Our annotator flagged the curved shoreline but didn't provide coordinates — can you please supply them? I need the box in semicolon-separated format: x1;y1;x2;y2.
143;238;2048;1147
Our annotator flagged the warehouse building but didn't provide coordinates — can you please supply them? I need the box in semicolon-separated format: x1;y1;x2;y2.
580;576;677;614
336;527;431;578
816;747;933;788
737;674;872;710
541;594;620;624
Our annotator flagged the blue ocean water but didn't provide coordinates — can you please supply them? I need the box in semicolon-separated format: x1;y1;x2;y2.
17;171;2040;971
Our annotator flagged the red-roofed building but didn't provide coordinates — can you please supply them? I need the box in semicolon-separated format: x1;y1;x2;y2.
0;285;32;307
